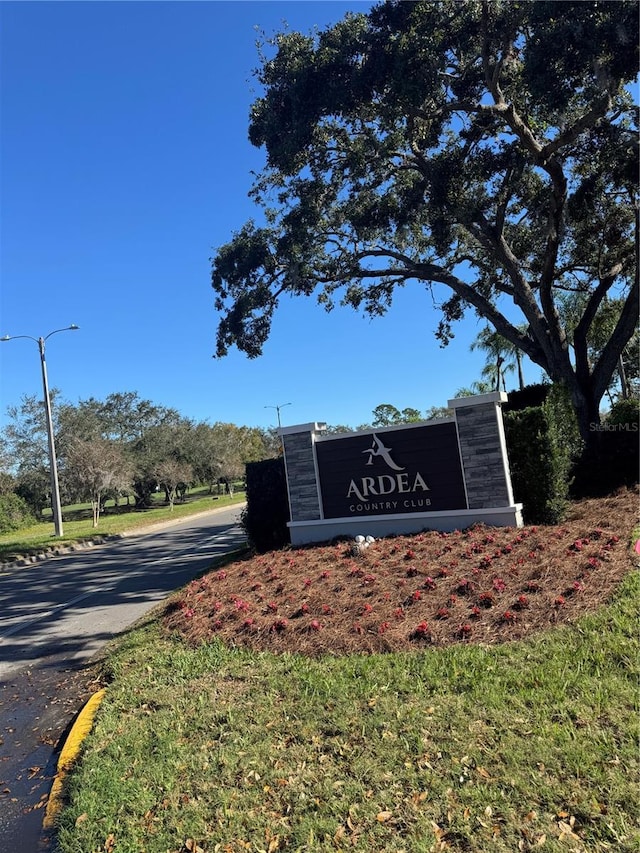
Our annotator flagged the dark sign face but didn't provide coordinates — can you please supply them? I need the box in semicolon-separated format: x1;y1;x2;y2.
315;422;468;519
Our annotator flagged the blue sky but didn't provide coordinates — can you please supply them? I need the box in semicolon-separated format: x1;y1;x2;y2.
0;1;541;434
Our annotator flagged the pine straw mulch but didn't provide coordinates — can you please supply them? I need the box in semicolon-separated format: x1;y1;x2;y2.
163;488;639;657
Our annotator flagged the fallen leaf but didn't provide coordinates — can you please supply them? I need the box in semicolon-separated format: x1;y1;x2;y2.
346;805;359;830
431;821;445;839
558;820;581;840
376;810;393;823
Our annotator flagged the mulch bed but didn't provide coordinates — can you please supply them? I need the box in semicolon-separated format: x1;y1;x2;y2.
163;488;639;656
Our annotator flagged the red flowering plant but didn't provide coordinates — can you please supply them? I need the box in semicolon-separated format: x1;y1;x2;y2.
410;621;431;641
478;592;496;608
162;490;636;655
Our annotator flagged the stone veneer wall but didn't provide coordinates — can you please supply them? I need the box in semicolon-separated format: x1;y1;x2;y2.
450;394;514;509
281;428;321;521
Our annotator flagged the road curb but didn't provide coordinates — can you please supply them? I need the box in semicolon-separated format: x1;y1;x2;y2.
1;503;246;571
1;537;120;571
43;687;107;831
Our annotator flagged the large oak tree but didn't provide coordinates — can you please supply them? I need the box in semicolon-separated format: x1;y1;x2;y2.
211;0;638;447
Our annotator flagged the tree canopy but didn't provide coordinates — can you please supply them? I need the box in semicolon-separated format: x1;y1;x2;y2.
372;403;422;427
211;0;638;444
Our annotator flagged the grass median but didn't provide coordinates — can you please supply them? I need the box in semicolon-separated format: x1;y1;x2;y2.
0;489;245;564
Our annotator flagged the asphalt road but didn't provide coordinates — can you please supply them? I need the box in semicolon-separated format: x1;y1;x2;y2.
0;504;246;853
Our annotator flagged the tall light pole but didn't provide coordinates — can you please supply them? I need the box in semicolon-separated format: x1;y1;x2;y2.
1;324;79;537
264;402;292;429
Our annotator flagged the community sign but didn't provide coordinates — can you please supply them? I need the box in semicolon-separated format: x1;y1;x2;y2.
315;422;466;518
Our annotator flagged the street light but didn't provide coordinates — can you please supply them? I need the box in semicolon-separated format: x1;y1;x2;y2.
264;402;292;429
1;324;79;537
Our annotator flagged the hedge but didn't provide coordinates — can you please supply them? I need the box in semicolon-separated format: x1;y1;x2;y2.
243;457;290;552
503;384;580;524
570;396;639;497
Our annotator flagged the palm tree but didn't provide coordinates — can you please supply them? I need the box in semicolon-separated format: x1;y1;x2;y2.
470;327;521;392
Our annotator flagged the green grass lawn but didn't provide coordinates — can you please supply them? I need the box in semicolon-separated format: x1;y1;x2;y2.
54;566;639;853
0;487;245;563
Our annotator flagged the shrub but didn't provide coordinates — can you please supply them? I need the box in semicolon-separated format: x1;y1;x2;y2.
15;468;50;518
0;492;35;534
607;397;640;428
243;457;290;552
504;384;579;524
504;383;550;412
571;396;639;497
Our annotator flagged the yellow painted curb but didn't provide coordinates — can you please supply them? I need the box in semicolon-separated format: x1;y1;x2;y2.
43;687;107;830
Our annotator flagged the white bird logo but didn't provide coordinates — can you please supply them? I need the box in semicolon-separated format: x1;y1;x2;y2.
363;434;405;471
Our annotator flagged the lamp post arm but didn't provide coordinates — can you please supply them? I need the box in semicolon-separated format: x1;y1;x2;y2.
44;324;79;342
0;334;38;344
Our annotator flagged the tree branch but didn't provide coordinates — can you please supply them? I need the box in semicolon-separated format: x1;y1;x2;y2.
591;205;640;401
542;93;613;158
348;248;546;367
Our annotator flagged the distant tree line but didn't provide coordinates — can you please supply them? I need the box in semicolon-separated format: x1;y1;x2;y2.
0;391;280;527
